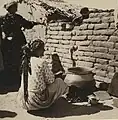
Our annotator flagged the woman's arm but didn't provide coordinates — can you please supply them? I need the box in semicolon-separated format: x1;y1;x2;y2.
18;14;43;29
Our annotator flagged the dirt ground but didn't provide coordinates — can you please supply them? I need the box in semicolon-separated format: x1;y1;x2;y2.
0;89;118;120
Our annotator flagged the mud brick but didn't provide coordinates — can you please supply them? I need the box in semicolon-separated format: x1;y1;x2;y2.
84;52;94;57
107;66;115;73
94;52;114;60
108;36;118;42
61;58;72;64
56;48;69;54
95;70;106;77
88;36;108;41
94;23;109;30
88;24;95;30
45;35;50;39
93;29;114;35
115;55;118;60
61;40;70;45
107;72;115;79
115;43;118;49
63;63;72;68
109;49;118;55
72;36;87;41
61;45;70;49
49;26;62;31
51;44;60;48
96;58;108;64
50;35;63;40
93;41;114;48
78;46;95;52
77;51;84;56
94;75;111;83
77;30;93;35
102;16;114;23
94;63;108;70
78;56;95;62
76;41;91;46
83;18;101;23
95;47;108;53
115;67;118;72
78;24;88;30
49;22;58;27
48;39;59;44
77;61;93;68
110;23;115;29
62;36;71;40
98;12;111;17
109;60;118;67
89;13;98;18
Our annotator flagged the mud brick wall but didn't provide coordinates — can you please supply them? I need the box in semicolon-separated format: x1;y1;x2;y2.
45;9;118;83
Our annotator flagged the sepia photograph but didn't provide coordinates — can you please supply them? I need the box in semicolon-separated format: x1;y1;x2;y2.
0;0;117;120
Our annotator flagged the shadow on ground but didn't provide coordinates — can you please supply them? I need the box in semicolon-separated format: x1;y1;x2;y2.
28;97;113;118
0;110;17;118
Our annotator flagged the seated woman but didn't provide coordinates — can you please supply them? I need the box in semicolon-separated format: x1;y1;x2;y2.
17;39;69;111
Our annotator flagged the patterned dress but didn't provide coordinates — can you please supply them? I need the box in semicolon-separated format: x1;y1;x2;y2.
17;57;69;111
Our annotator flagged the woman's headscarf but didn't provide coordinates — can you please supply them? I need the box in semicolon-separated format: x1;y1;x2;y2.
20;39;44;101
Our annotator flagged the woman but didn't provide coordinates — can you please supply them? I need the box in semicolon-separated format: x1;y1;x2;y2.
17;39;69;111
0;0;42;86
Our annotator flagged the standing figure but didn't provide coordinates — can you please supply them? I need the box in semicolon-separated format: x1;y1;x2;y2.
0;0;42;86
17;39;69;111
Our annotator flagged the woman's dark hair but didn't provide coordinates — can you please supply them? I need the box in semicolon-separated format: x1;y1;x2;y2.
21;39;44;101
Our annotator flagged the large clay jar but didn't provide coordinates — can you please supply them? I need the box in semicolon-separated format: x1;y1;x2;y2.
64;67;95;88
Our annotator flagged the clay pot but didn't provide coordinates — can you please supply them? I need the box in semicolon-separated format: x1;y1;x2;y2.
64;67;95;88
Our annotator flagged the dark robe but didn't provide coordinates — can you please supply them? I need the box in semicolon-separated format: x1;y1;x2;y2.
0;12;35;86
